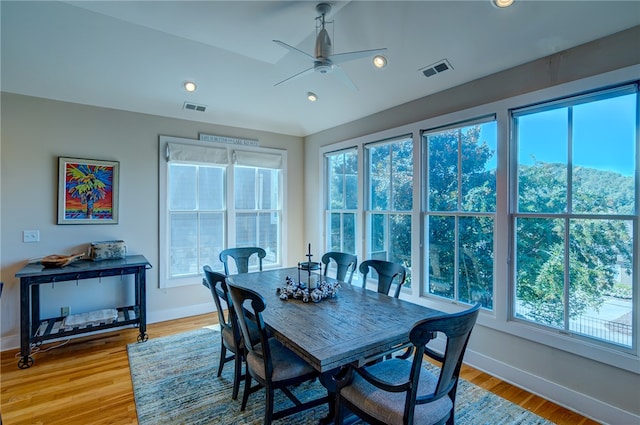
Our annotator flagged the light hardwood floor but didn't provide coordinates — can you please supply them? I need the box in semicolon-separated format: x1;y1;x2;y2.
1;313;600;425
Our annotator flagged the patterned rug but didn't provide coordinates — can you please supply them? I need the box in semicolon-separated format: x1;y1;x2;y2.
127;328;553;425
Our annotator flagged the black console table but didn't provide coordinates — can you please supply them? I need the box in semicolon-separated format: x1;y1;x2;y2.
15;255;150;368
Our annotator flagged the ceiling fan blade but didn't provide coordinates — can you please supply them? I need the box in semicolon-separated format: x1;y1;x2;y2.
274;66;315;87
331;65;358;91
273;40;316;62
330;48;387;65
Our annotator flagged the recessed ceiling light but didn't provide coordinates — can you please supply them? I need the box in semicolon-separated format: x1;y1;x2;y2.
373;55;387;69
183;81;197;92
307;92;318;102
493;0;514;8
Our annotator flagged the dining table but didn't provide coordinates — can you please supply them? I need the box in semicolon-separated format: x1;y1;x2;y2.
227;267;444;423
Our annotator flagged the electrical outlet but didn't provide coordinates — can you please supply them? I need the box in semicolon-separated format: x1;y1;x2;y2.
23;230;40;243
61;306;70;317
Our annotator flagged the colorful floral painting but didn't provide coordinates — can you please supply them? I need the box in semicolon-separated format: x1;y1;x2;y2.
58;157;119;224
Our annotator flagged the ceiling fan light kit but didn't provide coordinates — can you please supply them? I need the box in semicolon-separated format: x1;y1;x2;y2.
273;2;387;91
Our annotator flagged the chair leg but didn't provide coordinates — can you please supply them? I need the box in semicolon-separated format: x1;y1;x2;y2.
217;343;226;377
334;396;344;425
240;370;252;411
446;412;454;425
264;385;274;425
232;348;243;400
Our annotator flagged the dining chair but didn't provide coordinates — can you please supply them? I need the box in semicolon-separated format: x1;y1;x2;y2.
359;259;410;359
226;281;329;425
334;303;481;425
202;265;245;400
359;259;407;298
321;251;358;283
219;247;266;275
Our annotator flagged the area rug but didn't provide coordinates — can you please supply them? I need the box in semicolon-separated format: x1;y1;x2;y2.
127;328;553;425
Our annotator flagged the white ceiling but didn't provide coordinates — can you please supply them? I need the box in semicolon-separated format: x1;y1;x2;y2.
2;1;639;137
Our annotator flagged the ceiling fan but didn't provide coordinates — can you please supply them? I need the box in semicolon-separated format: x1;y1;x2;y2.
273;2;387;91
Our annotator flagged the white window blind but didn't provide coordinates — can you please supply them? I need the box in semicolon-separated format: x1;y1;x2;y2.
233;149;282;169
167;142;229;165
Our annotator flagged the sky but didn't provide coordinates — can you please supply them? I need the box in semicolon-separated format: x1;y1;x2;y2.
516;93;636;177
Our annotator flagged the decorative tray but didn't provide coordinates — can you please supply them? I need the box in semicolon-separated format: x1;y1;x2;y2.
40;253;85;268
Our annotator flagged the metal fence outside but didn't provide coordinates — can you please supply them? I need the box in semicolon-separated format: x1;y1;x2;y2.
515;303;632;347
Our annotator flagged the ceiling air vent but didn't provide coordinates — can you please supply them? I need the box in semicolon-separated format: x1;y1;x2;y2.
419;59;453;78
183;101;207;112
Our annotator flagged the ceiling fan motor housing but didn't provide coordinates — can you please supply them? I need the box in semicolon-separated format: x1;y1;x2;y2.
315;28;332;59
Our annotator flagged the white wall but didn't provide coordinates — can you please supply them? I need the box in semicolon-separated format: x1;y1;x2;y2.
303;27;640;424
0;94;304;349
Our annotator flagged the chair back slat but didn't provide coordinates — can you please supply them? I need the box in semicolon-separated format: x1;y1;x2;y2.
358;259;406;298
322;252;357;283
202;266;231;330
220;247;266;274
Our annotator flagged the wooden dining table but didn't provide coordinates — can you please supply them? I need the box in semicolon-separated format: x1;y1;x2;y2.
228;267;445;424
227;267;443;373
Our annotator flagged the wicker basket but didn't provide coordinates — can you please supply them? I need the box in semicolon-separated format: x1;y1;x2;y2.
89;240;127;261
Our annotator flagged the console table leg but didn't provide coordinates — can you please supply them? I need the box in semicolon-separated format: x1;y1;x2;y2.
18;356;34;369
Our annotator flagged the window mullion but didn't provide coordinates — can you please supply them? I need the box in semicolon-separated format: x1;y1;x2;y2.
389;147;395;211
563;216;571;332
567;107;574;214
564;107;573;333
457;128;463;211
454;215;460;302
195;167;201;273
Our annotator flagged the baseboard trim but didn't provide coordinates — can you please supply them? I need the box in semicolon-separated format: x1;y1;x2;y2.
145;302;214;325
464;349;639;425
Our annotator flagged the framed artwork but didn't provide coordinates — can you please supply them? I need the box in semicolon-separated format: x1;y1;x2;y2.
58;157;119;224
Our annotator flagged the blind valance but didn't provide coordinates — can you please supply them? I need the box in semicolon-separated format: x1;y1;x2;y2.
166;142;229;165
233;149;283;169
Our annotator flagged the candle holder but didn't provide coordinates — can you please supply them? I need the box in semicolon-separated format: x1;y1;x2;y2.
298;243;321;290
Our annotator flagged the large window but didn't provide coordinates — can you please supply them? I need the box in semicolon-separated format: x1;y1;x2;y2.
364;136;413;286
512;85;637;348
160;137;285;287
320;70;639;367
422;118;497;308
168;162;225;278
234;165;281;267
232;149;283;269
325;148;358;255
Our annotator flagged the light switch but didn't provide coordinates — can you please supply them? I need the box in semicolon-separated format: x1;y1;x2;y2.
23;230;40;243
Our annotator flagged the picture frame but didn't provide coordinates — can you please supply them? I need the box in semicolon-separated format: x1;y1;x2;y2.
57;157;119;224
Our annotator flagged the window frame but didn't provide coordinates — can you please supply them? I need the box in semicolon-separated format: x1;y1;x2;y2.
159;135;286;288
421;115;497;308
363;135;414;287
324;147;359;256
509;83;638;352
